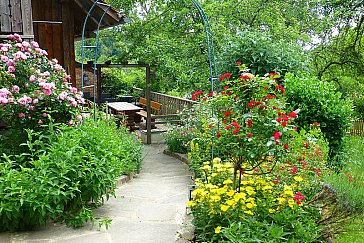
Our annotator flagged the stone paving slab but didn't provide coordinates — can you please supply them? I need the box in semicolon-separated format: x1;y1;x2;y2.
0;144;193;243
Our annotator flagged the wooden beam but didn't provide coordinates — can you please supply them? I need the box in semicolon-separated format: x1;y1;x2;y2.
146;65;152;144
10;0;23;32
20;0;33;36
1;0;12;32
97;66;102;105
62;1;75;85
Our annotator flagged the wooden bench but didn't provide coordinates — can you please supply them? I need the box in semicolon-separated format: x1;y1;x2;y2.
136;98;162;128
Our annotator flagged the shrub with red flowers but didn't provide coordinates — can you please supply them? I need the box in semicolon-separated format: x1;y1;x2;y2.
0;34;84;135
184;63;334;242
199;64;300;183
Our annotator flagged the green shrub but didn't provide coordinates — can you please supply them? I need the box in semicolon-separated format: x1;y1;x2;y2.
284;73;353;168
218;31;309;77
0;117;142;231
163;125;194;154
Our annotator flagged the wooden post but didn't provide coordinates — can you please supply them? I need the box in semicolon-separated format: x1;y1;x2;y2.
146;65;152;144
97;65;102;105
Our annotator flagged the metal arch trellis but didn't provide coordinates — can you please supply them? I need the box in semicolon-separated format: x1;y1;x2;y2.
81;0;218;156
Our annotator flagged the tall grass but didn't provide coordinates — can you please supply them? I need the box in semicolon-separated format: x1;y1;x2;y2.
324;136;364;242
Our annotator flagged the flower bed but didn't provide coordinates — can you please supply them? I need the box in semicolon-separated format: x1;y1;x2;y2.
165;63;333;241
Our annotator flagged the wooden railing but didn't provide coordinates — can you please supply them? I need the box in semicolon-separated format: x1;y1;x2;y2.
132;88;198;115
349;119;364;136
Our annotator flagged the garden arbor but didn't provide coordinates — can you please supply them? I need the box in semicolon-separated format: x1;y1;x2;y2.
81;0;218;144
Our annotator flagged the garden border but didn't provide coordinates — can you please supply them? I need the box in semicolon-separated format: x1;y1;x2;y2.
163;149;189;164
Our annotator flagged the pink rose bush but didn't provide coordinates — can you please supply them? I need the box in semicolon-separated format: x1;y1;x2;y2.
0;34;84;131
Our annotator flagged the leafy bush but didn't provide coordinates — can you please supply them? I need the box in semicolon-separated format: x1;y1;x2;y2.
188;130;328;242
164;125;194;154
284;73;353;167
0;34;84;134
101;68;146;98
184;64;332;242
218;31;309;77
0;117;142;231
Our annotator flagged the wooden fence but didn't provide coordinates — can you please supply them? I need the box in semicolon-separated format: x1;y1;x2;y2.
349;119;364;136
132;88;198;115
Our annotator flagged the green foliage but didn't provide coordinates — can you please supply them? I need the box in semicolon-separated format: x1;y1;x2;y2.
284;73;353;167
323;136;364;212
164;126;194;154
222;208;323;243
101;68;146;97
0;117;142;231
184;64;330;242
219;31;309;77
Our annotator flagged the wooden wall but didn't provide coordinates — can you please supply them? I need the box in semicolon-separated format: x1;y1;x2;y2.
0;0;33;39
31;0;76;85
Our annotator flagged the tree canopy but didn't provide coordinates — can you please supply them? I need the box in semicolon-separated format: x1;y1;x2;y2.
77;0;364;100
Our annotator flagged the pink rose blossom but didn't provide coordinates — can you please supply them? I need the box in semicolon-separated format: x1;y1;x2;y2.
69;87;77;94
7;66;15;73
28;106;34;110
38;120;43;125
1;55;8;62
0;97;8;105
18;113;25;118
42;113;48;118
12;85;20;93
31;41;39;48
58;91;68;100
29;75;36;82
33;99;39;104
44;89;52;95
18;97;27;106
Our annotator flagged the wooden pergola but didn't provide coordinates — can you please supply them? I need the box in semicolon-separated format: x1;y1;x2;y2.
78;62;154;144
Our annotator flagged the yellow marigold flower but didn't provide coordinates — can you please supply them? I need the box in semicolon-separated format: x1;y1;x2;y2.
212;157;221;164
226;189;235;197
269;208;276;213
215;226;222;234
210;195;221;202
246;197;255;203
263;185;273;191
220;204;230;212
226;199;235;206
223;179;233;185
246;202;255;209
245;186;256;195
244;210;254;216
211;172;218;178
186;201;196;207
217;187;227;195
201;165;211;171
294;176;303;182
203;161;210;165
284;190;294;197
257;179;267;185
277;197;286;205
192;188;203;196
288;199;295;209
234;192;246;200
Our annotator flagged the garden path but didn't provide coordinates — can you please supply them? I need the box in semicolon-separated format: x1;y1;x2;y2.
0;144;193;243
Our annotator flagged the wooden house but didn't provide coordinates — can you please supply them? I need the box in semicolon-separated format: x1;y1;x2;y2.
0;0;126;86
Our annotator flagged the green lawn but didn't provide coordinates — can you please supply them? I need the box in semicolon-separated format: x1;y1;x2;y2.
333;136;364;242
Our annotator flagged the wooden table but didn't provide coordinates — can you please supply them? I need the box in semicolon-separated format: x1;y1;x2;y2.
107;102;142;129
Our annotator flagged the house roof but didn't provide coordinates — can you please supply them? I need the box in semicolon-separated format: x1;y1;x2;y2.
73;0;127;38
